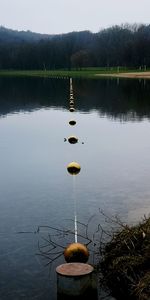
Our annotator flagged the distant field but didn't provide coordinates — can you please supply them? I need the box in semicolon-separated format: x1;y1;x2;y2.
0;68;150;79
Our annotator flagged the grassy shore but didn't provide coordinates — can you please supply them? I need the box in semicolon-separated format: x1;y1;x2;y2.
0;68;113;79
0;68;150;79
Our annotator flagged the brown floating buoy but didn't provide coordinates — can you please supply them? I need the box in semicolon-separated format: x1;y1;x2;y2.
67;162;81;175
69;103;74;108
68;136;78;144
69;120;76;126
69;107;75;112
64;243;89;263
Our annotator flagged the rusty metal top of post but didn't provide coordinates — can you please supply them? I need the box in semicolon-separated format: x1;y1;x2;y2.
56;263;94;277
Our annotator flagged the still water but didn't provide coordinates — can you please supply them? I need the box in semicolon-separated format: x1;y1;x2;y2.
0;77;150;299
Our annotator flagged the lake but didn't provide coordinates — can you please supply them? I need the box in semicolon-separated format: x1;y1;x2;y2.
0;76;150;300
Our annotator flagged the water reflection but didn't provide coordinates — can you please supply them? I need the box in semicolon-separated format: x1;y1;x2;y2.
0;77;150;121
0;76;150;300
74;78;150;121
0;77;68;115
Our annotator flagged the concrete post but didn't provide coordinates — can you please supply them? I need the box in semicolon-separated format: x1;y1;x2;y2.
56;263;98;299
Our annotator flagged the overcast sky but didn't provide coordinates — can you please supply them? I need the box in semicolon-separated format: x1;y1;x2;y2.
0;0;149;34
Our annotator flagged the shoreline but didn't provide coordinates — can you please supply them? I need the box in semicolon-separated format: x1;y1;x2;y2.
96;71;150;79
0;70;150;79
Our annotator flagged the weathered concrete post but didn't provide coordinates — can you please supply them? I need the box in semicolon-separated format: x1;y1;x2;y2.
56;262;98;299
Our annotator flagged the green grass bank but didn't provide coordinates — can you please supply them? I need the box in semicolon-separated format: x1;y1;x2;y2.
0;68;150;79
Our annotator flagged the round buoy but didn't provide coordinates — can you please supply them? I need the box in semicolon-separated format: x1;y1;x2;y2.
69;107;75;112
67;162;81;175
69;120;76;126
64;243;89;263
69;103;74;108
68;136;78;144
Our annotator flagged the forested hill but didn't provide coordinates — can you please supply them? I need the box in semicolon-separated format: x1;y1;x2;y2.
0;26;54;43
0;24;150;70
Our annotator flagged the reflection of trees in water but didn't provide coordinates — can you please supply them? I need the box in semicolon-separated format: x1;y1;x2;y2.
0;77;150;121
0;77;69;116
74;78;150;121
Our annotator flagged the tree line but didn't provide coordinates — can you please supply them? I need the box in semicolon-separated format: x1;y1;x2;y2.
0;23;150;70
